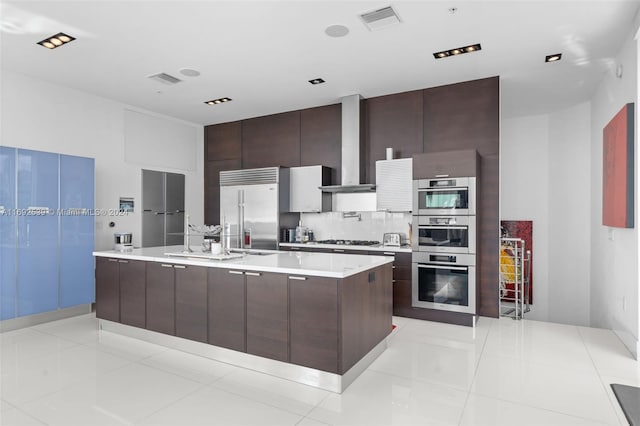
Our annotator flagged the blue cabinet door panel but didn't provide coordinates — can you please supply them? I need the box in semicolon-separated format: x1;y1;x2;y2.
16;150;59;316
59;155;95;308
0;147;17;320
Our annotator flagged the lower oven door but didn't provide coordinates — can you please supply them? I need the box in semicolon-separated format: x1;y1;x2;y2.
412;258;476;314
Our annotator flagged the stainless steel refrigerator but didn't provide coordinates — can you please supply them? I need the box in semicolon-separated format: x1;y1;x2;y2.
219;167;298;250
142;169;185;247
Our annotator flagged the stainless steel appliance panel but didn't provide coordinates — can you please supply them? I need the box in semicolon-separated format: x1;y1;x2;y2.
165;211;184;246
142;170;164;212
165;172;185;212
413;177;476;216
243;183;278;250
411;252;476;314
219;185;243;250
412;215;476;254
142;211;165;247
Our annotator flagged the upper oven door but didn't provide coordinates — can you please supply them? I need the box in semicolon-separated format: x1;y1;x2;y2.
412;215;476;254
413;177;476;215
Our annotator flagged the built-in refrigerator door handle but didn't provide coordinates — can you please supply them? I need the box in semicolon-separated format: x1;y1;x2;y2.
238;189;245;249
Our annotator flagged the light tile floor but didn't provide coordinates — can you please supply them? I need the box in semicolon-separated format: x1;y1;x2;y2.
0;313;637;425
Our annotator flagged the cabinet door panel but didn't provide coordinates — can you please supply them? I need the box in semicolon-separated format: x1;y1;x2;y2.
175;265;208;343
242;111;300;169
119;260;146;328
59;154;95;308
146;262;175;335
246;272;288;362
0;147;16;320
289;276;338;373
300;104;341;185
95;257;120;321
208;268;246;352
16;149;59;316
205;121;242;161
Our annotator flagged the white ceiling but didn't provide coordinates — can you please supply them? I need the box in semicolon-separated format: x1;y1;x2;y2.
1;1;639;126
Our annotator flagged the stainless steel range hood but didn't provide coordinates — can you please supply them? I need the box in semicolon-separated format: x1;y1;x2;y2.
319;94;376;193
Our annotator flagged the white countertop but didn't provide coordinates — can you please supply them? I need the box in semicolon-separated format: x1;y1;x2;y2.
93;245;393;278
279;242;412;253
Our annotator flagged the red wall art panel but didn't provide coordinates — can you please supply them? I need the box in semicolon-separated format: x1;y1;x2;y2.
500;220;533;304
603;103;635;228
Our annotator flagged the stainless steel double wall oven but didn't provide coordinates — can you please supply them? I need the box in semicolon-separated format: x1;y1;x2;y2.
412;177;477;314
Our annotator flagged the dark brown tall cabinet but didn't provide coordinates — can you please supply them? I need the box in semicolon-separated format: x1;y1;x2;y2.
300;104;342;185
204;122;242;225
241;111;300;169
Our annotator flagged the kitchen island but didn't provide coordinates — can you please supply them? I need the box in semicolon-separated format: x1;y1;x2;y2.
93;246;393;393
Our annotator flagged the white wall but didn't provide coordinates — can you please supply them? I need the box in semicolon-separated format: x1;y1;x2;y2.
589;28;638;356
547;102;591;326
1;70;204;251
502;103;592;326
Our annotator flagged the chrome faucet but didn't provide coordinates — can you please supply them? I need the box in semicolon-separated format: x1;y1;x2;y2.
183;214;192;253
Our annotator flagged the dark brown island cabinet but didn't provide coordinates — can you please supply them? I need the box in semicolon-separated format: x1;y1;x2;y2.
94;250;393;392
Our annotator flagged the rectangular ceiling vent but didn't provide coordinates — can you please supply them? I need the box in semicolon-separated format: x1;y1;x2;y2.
147;72;182;85
359;6;401;31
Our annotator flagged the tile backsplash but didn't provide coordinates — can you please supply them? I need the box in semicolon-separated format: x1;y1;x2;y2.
300;211;413;243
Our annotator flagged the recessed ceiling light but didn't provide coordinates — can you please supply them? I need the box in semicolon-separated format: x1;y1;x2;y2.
325;25;349;38
545;53;562;63
308;78;325;85
204;97;232;105
179;68;201;77
37;32;75;49
433;43;481;59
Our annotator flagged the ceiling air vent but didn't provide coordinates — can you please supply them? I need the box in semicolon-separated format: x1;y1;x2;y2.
147;72;182;85
359;6;401;31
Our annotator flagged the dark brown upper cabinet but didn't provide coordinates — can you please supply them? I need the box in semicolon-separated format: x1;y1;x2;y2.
423;76;499;156
365;90;424;183
205;121;242;161
242;111;301;169
300;104;342;185
204;158;242;225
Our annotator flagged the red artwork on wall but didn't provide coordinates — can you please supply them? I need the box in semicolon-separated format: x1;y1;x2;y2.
603;103;635;228
500;220;533;303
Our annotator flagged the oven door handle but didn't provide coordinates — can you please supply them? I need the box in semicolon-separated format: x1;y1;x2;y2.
419;187;467;192
420;225;467;229
417;264;468;271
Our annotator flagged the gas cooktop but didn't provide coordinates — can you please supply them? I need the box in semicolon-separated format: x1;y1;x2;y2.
315;239;380;246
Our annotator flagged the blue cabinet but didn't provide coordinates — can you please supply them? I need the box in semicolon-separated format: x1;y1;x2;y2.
59;154;95;308
17;149;60;316
0;147;17;320
0;148;95;321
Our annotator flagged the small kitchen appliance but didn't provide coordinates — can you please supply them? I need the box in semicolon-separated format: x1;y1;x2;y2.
383;233;402;247
114;232;133;251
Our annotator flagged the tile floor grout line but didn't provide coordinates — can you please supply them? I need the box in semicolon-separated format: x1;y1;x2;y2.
576;326;628;426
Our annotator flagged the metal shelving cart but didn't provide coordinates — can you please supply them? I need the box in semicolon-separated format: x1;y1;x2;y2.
499;237;531;319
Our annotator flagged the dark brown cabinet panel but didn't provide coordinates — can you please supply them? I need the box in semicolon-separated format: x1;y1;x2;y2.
119;259;146;328
300;104;342;185
340;264;392;373
366;90;424;183
289;275;339;373
412;149;479;179
246;271;289;362
146;262;175;335
423;77;499;156
95;257;120;322
242;111;300;169
477;154;499;317
393;279;412;316
208;268;246;352
205;121;242;161
204;158;242;225
175;265;208;343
